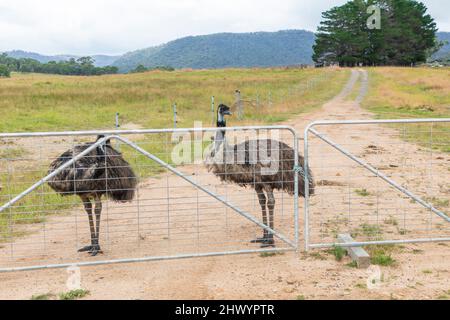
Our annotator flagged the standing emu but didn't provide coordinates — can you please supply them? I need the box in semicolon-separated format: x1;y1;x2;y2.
206;104;314;247
48;136;137;256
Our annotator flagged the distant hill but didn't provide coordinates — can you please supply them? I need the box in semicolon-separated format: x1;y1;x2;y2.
113;30;316;72
434;32;450;59
3;30;449;72
2;50;120;67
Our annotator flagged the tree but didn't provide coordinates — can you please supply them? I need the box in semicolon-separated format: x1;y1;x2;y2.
0;64;10;77
0;54;118;76
313;0;438;66
131;64;148;73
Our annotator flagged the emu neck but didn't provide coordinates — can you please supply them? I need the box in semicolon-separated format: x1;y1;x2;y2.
215;113;227;152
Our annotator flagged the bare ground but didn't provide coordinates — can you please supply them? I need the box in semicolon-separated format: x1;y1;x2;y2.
0;70;449;300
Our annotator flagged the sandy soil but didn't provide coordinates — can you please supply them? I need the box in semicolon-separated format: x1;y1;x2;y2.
0;69;449;300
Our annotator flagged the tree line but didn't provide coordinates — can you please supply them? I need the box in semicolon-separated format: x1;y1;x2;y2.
130;64;175;73
0;54;118;77
313;0;441;67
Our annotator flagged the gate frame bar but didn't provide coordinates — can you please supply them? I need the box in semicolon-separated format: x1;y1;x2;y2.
304;118;450;251
0;125;299;272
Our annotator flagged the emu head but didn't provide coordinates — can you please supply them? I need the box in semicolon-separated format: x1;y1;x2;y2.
96;135;112;156
214;104;232;154
217;104;232;127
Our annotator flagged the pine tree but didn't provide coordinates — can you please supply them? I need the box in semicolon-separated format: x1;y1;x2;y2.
313;0;438;66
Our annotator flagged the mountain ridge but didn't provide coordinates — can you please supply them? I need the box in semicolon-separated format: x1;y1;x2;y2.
113;30;316;72
3;30;450;71
2;50;120;67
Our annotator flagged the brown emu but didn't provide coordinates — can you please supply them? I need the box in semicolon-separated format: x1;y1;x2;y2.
48;136;137;256
206;104;314;247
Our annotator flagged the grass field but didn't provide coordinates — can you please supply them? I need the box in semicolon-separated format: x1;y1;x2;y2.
363;67;450;152
0;68;348;132
0;67;348;241
364;67;449;118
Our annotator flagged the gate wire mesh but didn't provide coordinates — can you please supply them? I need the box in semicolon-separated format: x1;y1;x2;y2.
304;119;450;249
0;126;298;271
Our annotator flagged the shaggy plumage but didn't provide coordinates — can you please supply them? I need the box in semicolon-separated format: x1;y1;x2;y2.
206;139;314;197
206;104;314;247
48;136;137;256
48;142;136;201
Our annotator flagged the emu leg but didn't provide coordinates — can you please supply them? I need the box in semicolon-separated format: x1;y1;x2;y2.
78;195;96;253
90;195;103;256
251;185;270;244
261;186;275;248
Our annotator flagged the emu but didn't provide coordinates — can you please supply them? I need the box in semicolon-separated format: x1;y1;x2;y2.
48;136;137;256
206;104;314;247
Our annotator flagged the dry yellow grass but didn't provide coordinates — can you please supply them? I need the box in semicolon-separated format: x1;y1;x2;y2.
364;67;450;118
0;68;348;132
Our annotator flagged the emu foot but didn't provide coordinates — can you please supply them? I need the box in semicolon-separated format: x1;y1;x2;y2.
78;245;94;252
78;244;103;256
251;237;267;244
89;245;103;256
251;236;275;248
260;238;275;248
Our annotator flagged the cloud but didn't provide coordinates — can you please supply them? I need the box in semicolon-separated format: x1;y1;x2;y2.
0;0;448;55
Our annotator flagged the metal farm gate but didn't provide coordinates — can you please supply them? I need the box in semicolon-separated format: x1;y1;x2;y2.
303;119;450;250
0;126;299;272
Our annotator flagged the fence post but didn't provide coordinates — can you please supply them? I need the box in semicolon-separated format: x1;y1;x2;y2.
173;103;177;128
115;112;121;151
235;90;243;120
211;96;215;126
268;91;272;109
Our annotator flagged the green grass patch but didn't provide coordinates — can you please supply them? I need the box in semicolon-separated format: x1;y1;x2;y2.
59;289;90;300
366;245;397;267
425;197;449;208
355;189;371;197
0;147;27;160
259;251;285;258
355;283;366;289
360;223;383;238
371;254;395;267
384;216;399;226
31;293;56;300
327;245;347;262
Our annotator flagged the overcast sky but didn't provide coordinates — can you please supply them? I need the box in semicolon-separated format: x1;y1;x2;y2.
0;0;448;55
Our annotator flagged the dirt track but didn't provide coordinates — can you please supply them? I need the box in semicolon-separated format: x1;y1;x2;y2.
0;69;449;300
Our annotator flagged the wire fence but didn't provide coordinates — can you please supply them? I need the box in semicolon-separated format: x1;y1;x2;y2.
0;126;299;272
165;70;333;127
303;119;450;249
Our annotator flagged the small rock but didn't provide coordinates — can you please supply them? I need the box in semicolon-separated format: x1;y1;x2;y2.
286;279;297;285
283;287;295;294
